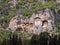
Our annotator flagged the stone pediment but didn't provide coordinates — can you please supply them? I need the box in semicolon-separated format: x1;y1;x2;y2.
9;9;55;35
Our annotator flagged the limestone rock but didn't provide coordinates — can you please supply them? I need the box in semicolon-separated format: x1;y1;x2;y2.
9;8;56;35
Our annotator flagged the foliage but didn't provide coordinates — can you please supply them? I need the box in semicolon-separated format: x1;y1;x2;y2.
43;1;56;9
0;30;12;42
0;30;33;41
57;23;60;30
0;30;33;45
0;30;60;45
3;14;15;23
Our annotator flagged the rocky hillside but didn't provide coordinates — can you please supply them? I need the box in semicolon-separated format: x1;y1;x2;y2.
0;0;60;31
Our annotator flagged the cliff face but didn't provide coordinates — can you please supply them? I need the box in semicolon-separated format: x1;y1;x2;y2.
9;8;56;35
0;0;60;32
56;0;60;8
32;9;55;34
7;0;60;35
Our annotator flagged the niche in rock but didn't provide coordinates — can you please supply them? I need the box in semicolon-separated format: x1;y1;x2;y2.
42;20;48;28
16;27;23;32
34;17;42;27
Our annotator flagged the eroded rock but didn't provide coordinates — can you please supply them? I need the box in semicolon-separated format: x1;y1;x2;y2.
9;9;55;35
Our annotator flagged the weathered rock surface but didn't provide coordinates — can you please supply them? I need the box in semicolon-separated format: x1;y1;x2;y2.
9;8;56;35
56;0;60;8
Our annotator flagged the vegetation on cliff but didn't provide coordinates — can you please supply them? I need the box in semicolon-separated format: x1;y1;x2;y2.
0;0;57;29
0;0;60;45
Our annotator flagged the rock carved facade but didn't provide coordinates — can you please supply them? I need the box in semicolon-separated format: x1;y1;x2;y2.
9;9;55;35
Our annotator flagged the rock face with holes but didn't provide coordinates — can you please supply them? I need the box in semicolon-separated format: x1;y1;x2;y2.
9;8;55;35
29;9;55;34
